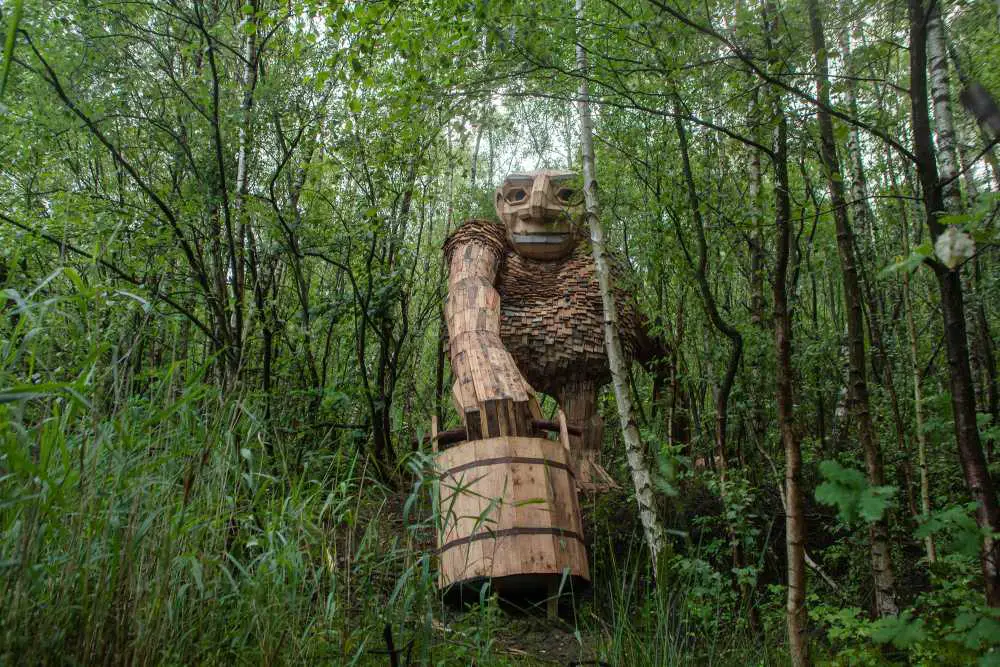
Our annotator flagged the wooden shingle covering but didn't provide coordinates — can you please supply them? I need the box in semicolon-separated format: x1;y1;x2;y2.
444;218;642;398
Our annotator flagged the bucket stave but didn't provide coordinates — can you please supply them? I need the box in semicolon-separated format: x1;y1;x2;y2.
436;436;589;596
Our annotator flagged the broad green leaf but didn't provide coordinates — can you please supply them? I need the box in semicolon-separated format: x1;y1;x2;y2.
869;611;927;649
964;616;1000;650
815;460;896;524
879;242;933;277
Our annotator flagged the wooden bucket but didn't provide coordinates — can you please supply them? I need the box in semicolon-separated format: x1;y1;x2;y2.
435;435;590;599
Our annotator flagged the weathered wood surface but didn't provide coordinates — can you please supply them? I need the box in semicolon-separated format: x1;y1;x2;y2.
427;420;584;449
436;436;589;590
444;219;642;399
443;214;639;490
444;228;541;440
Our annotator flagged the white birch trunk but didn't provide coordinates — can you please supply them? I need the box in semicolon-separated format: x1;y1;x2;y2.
838;26;877;251
233;8;259;353
575;0;666;566
928;4;962;211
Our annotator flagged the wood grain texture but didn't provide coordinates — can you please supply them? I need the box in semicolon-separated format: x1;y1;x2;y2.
444;219;642;394
443;217;640;487
443;225;539;439
436;436;589;590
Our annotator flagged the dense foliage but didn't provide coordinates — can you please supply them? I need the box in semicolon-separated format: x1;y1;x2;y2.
1;0;998;664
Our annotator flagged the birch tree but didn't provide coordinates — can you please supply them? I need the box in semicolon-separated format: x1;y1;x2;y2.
807;0;899;618
575;0;666;567
909;0;1000;607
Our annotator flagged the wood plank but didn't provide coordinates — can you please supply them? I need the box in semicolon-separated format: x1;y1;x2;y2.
557;409;571;454
436;436;588;590
465;408;483;440
483;399;500;438
431;415;438;454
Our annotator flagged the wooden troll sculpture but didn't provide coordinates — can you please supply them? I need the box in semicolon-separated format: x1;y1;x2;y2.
444;170;653;490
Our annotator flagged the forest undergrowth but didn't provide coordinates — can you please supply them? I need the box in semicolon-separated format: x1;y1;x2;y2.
3;0;1000;664
0;344;773;664
1;277;994;665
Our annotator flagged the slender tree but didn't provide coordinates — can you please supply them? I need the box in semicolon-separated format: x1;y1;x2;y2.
672;101;756;623
575;0;666;566
909;0;1000;607
807;0;899;617
763;0;809;657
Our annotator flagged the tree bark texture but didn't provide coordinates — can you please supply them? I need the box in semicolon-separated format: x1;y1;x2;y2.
774;112;810;667
761;1;810;659
927;4;962;212
576;0;666;567
807;0;899;617
910;0;1000;607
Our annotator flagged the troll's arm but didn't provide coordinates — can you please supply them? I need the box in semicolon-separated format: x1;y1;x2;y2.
444;221;540;439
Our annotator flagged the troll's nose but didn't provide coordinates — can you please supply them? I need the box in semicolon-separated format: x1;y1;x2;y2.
528;177;548;220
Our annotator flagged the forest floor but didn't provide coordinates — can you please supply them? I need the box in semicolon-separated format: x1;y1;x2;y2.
435;612;602;665
378;488;606;664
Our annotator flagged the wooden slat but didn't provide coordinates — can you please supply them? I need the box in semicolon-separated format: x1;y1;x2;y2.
557;409;571;455
483;400;500;438
465;408;483;441
436;436;589;590
431;415;439;454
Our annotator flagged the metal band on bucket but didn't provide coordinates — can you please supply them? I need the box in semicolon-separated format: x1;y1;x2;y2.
440;456;575;480
436;526;585;555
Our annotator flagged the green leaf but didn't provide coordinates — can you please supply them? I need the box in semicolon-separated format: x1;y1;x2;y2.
938;211;975;226
879;242;933;277
964;616;1000;650
115;290;151;312
62;266;85;292
858;485;897;522
915;503;982;557
815;460;895;524
869;611;927;649
0;382;90;408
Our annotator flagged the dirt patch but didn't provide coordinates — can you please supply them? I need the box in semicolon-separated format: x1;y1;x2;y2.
493;617;602;664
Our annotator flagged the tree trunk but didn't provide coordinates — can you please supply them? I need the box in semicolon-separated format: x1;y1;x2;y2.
973;260;998;463
910;0;1000;607
888;153;939;562
828;336;850;455
838;26;877;252
673;103;757;625
748;97;767;329
840;25;917;518
774;111;810;667
807;0;899;617
576;0;666;567
928;5;962;212
233;1;259;368
905;270;937;563
760;1;810;658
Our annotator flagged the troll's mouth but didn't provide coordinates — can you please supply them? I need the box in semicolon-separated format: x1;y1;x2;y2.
511;233;570;245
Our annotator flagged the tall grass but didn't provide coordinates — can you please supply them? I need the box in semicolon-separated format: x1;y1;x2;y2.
2;272;777;665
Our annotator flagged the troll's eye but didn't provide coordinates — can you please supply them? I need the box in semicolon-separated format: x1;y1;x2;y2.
556;188;579;203
505;188;527;203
